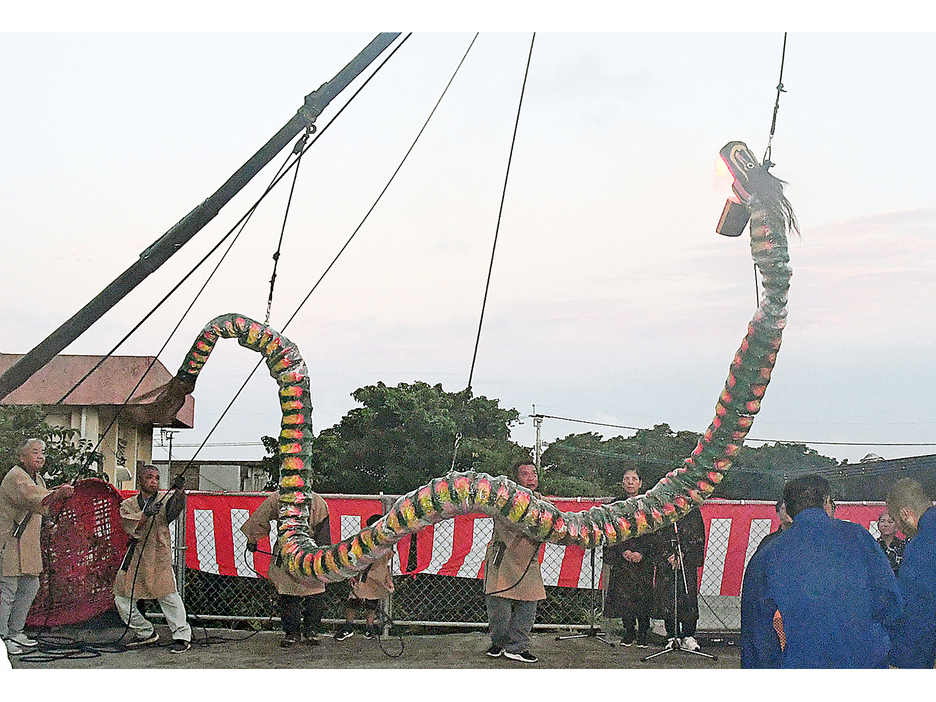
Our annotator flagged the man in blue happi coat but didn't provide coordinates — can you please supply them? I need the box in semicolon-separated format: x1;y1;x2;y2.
740;474;902;668
886;477;936;668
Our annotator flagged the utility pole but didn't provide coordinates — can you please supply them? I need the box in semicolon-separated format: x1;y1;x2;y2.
161;427;185;597
160;428;180;484
533;406;543;473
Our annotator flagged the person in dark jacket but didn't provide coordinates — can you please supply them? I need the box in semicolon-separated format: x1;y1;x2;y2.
747;497;794;652
741;474;902;668
886;477;936;668
602;467;654;647
650;507;706;651
874;508;906;577
753;498;793;555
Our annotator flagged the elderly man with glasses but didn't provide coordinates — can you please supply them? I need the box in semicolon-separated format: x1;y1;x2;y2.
0;439;74;656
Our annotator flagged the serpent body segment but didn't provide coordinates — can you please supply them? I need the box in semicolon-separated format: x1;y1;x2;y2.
171;142;792;583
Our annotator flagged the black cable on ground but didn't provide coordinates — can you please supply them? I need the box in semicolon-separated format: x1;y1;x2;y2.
376;603;405;658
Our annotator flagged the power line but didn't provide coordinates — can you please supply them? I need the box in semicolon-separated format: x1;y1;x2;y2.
531;413;936;448
154;442;264;449
547;440;934;480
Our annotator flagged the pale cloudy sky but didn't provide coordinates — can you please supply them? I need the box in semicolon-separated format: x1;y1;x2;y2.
2;11;935;467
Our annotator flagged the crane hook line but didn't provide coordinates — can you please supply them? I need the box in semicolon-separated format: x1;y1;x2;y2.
466;32;536;392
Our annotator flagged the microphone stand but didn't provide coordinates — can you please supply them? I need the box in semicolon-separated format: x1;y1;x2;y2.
641;519;717;662
555;548;615;647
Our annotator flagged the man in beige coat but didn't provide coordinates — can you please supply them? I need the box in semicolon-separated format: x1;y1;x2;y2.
242;488;331;647
0;438;73;656
113;464;191;653
483;461;546;663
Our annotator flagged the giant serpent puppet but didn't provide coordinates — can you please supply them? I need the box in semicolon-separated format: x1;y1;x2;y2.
156;141;793;584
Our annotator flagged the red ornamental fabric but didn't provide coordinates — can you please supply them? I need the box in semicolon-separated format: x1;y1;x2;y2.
26;479;129;628
184;493;891;594
23;489;896;628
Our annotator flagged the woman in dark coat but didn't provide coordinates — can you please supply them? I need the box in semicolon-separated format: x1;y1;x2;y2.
876;509;906;576
602;468;654;647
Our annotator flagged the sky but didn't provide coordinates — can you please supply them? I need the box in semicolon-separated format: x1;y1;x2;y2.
2;14;935;473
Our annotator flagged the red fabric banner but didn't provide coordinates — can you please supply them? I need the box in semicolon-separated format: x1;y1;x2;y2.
181;493;892;594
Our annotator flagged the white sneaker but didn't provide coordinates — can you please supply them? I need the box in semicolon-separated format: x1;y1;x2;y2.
682;636;700;651
9;633;37;647
4;639;24;656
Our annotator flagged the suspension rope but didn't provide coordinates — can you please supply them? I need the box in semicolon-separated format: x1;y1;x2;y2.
752;33;789;309
449;432;462;472
763;32;788;168
175;33;477;473
279;33;474;332
466;33;536;392
55;152;296;408
63;142;304;472
264;128;310;325
53;36;410;480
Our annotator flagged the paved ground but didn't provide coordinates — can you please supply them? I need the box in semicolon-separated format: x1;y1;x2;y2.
8;614;739;669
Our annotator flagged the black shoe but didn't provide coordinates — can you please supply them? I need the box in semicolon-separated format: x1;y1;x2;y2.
636;633;649;648
485;644;504;658
620;631;635;647
334;626;354;642
302;632;321;645
503;649;538;663
280;633;300;648
170;639;191;653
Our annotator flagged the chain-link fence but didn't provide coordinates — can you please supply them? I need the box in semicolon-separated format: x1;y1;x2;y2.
171;493;886;635
174;493;600;632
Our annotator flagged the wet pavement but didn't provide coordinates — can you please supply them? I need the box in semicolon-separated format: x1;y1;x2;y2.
8;614;739;670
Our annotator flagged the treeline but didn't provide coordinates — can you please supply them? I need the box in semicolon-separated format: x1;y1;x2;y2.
3;382;923;501
264;381;919;502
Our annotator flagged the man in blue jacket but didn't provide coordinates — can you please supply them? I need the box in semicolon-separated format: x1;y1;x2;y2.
740;474;902;668
886;477;936;668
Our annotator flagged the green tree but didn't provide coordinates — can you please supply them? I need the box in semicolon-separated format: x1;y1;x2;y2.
258;435;281;491
540;424;701;497
309;381;526;494
713;442;841;500
0;405;104;486
538;432;607;496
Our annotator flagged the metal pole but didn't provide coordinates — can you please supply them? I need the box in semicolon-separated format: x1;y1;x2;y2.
175;495;187;601
0;32;401;401
166;428;188;599
533;409;542;473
